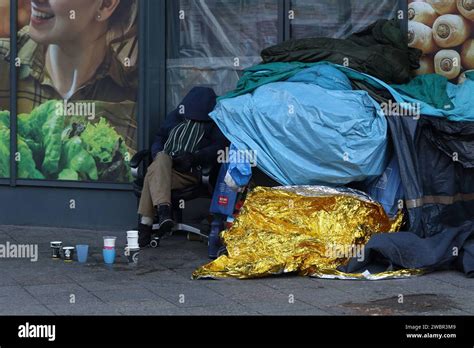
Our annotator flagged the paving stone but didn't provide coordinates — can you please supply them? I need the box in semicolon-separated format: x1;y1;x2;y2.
92;288;170;305
428;271;474;292
184;303;260;316
0;287;42;306
113;300;185;315
0;285;27;297
0;304;54;315
80;280;144;292
241;300;321;315
12;273;74;286
24;285;102;306
203;281;296;304
145;283;232;308
24;283;87;295
46;303;122;315
252;275;318;290
315;278;424;303
283;286;358;314
0;275;19;286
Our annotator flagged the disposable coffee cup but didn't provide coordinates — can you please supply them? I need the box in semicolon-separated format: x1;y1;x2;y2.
126;231;139;249
125;247;140;264
103;236;117;249
51;241;62;259
62;247;75;262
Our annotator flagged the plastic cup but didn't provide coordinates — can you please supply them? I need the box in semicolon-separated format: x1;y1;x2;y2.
76;245;89;263
103;248;116;265
125;246;140;264
103;236;117;249
126;231;139;249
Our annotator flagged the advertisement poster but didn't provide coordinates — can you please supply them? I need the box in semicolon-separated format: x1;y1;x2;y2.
0;0;138;183
0;0;10;178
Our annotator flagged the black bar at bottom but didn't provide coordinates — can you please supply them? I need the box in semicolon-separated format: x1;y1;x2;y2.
0;315;472;346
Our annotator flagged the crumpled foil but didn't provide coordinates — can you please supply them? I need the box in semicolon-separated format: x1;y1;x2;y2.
193;186;421;280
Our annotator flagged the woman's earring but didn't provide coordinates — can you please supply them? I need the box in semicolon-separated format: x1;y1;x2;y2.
97;14;102;20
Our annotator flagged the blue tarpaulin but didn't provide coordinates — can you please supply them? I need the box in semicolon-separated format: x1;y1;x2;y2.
210;64;388;186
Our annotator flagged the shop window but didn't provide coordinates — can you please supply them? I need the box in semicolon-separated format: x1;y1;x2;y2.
166;0;279;112
0;0;10;179
13;0;139;183
290;0;400;39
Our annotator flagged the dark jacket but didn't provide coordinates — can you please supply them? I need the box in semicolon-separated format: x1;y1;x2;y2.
151;87;229;165
261;20;421;85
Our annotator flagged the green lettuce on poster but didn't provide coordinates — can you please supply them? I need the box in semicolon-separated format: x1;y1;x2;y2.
0;110;10;178
0;101;132;182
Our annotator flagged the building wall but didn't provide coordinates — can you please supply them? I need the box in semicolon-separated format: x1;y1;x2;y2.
0;186;137;230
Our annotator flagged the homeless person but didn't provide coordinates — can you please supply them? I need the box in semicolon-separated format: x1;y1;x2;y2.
138;87;228;247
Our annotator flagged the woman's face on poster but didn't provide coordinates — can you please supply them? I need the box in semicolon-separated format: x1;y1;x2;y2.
29;0;104;45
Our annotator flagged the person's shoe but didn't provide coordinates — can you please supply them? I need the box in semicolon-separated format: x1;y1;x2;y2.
156;204;174;237
138;223;152;247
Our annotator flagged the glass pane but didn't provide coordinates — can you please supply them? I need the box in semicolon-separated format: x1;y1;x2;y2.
166;0;279;111
350;0;399;33
0;0;10;179
290;0;400;39
16;0;139;183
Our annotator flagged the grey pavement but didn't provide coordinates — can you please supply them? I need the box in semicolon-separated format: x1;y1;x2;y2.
0;225;473;316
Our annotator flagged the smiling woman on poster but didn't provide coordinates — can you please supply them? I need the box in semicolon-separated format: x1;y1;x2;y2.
0;0;138;182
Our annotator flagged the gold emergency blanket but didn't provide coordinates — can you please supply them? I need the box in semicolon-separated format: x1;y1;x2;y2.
193;186;421;280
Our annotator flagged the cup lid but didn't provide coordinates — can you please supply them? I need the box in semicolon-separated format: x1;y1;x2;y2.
63;246;75;250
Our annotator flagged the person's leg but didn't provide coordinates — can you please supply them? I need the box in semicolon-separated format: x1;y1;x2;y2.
157;170;200;230
171;169;200;190
138;173;155;220
149;157;200;235
137;173;154;247
148;152;173;207
140;152;201;240
137;152;173;246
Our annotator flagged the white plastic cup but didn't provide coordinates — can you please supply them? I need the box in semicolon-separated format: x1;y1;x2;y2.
103;236;117;249
127;231;139;249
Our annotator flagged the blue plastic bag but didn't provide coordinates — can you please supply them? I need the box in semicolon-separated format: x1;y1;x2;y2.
210;163;238;216
226;144;253;189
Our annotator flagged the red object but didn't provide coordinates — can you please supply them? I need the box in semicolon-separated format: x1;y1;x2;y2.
218;196;229;206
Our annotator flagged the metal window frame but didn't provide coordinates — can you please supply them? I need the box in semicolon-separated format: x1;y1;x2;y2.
9;0;17;186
